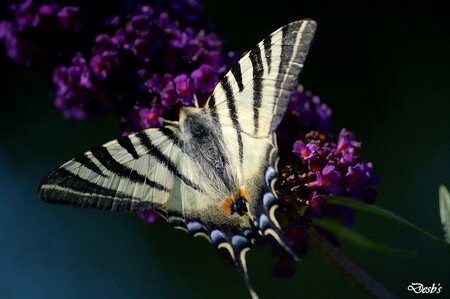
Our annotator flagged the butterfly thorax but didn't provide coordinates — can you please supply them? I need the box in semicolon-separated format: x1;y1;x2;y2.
179;107;246;217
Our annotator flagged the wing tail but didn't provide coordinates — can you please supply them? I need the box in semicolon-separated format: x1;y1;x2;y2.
210;227;259;299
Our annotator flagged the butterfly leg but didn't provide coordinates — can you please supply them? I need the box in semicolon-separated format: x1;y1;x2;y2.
162;118;179;125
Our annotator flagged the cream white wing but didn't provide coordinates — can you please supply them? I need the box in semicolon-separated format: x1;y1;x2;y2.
38;125;194;212
205;19;316;139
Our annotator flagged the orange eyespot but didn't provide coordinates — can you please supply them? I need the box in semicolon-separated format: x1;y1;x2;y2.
221;188;251;216
221;197;234;216
239;188;250;201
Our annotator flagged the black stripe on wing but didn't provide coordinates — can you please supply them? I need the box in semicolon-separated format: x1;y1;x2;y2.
158;127;185;150
207;95;220;123
136;131;203;192
90;145;167;191
230;64;244;92
38;169;153;211
263;35;272;73
273;25;296;101
249;46;264;135
222;76;244;165
271;20;314;129
117;136;140;159
73;153;105;177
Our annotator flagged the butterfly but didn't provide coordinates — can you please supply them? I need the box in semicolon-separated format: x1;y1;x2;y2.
38;19;316;299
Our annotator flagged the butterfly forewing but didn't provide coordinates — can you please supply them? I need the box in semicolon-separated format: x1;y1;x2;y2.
205;19;316;138
39;126;185;211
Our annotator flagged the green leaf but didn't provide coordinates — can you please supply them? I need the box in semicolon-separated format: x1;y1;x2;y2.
313;218;416;257
439;185;450;244
326;196;444;243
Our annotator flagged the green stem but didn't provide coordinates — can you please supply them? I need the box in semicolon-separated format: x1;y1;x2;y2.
309;229;398;299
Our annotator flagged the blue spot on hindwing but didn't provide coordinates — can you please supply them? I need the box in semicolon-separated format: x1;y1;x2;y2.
243;229;254;240
187;221;207;235
263;192;276;209
232;235;250;250
265;166;276;186
259;214;271;230
210;229;226;245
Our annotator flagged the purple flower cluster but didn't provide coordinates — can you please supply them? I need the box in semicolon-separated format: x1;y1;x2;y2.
0;0;84;67
0;0;219;69
286;130;378;208
273;130;378;277
52;3;234;129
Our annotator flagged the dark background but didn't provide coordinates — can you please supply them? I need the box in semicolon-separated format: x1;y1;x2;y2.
1;1;449;298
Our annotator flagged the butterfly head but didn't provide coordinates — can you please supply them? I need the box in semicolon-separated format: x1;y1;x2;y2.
179;106;203;124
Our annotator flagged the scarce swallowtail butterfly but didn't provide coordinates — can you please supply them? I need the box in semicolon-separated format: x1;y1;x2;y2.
38;19;316;299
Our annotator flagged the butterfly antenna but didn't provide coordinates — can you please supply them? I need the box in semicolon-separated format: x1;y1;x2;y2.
193;93;200;108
